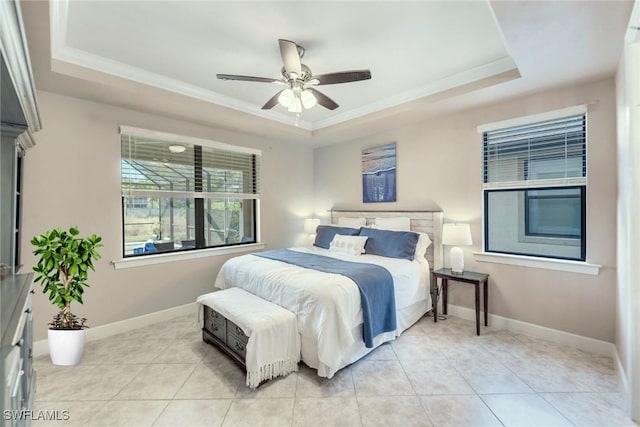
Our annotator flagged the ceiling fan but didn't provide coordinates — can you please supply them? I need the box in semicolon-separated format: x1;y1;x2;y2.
216;39;372;113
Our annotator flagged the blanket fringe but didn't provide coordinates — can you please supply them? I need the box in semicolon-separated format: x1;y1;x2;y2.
246;359;299;389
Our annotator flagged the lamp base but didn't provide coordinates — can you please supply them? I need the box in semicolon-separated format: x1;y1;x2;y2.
450;246;465;275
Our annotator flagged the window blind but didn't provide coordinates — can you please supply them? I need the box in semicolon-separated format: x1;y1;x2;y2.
121;134;260;198
482;114;586;189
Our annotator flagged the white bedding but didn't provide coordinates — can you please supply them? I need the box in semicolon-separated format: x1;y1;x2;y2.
214;246;431;377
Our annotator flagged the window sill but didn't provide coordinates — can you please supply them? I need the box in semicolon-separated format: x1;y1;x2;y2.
112;243;267;270
472;251;601;275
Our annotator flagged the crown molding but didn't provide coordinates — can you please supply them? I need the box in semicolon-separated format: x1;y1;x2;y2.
1;0;42;133
52;44;315;132
51;41;517;133
312;56;518;131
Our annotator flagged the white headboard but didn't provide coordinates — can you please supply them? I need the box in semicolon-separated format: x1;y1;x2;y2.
329;210;443;270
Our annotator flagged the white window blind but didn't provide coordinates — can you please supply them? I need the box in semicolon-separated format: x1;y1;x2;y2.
121;135;260;199
482;114;586;189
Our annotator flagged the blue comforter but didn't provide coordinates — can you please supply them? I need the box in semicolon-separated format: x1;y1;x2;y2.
255;249;396;348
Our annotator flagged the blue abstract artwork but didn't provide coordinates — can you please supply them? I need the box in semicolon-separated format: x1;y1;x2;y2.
362;143;396;203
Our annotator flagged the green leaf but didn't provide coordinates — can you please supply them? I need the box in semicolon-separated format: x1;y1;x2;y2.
31;227;102;315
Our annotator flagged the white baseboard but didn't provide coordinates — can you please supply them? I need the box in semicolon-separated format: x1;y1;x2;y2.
615;348;629;395
446;303;616;357
33;301;620;363
33;302;197;357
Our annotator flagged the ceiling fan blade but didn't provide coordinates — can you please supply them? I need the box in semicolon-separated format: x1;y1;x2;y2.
261;90;285;110
216;74;282;84
313;70;372;85
278;39;302;77
307;88;338;110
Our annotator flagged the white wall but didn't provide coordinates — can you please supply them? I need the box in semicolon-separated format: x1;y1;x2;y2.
315;78;618;342
21;91;315;341
616;37;640;420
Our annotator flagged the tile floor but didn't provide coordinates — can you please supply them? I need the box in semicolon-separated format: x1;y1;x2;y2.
32;314;638;427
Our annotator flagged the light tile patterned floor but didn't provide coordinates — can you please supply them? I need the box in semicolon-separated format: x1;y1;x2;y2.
32;314;638;427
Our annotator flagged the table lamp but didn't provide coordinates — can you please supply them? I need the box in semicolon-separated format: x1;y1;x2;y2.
304;218;320;241
442;223;472;274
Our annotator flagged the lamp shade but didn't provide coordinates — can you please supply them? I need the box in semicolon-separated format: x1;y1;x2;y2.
278;89;294;107
442;223;472;246
304;218;321;235
301;89;317;109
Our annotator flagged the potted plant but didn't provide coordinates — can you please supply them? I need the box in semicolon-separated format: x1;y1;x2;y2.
31;227;102;365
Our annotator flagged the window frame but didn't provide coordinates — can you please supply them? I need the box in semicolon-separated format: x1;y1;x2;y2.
483;186;586;261
480;110;587;262
119;126;261;259
523;189;582;239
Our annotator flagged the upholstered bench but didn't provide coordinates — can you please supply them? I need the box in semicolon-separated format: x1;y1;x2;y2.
197;287;300;389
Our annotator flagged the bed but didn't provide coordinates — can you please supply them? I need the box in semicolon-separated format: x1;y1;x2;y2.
213;210;443;378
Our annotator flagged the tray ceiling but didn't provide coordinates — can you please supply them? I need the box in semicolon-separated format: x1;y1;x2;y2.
17;0;632;144
49;0;518;131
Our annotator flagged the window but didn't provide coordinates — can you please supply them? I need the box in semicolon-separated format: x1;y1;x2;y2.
120;127;260;257
482;113;586;261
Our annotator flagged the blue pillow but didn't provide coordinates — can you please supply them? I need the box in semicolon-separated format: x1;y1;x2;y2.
359;228;419;260
314;225;360;249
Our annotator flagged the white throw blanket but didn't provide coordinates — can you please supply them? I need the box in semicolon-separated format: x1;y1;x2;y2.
197;288;300;389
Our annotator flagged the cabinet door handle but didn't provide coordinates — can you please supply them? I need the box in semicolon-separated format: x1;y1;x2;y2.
234;342;245;352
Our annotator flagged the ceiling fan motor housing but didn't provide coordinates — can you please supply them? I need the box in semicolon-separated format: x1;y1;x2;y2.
280;64;313;82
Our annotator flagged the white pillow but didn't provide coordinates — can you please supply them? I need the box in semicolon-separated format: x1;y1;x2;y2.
373;216;411;231
329;234;368;256
414;232;433;262
337;217;367;227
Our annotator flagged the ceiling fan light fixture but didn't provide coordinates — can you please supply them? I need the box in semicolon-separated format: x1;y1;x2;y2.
288;97;302;113
217;39;371;113
301;89;317;109
278;88;294;108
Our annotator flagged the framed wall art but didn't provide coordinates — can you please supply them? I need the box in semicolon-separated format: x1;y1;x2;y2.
362;142;396;203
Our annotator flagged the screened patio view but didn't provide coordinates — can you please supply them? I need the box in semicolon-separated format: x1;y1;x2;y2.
121;136;257;256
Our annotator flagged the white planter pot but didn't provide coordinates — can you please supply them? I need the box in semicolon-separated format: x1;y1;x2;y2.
48;329;86;366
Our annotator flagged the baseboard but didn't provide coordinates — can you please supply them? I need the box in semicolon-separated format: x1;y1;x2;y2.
33;302;197;357
446;303;616;357
615;348;629;395
32;301;619;361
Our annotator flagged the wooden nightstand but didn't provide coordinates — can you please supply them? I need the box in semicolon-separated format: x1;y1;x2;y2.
431;268;489;335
